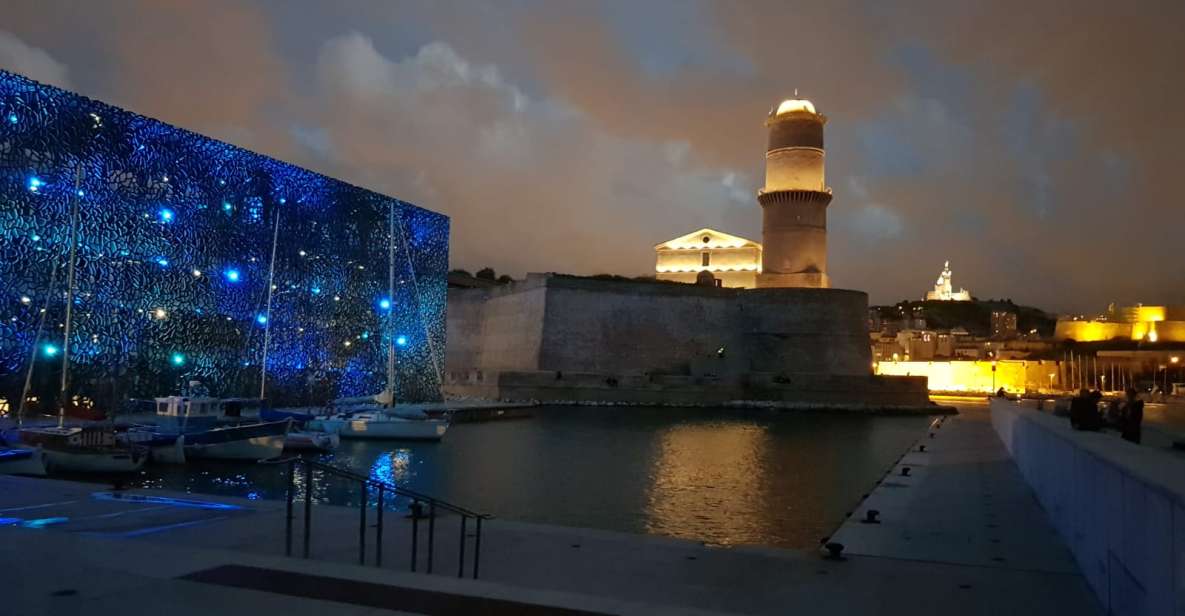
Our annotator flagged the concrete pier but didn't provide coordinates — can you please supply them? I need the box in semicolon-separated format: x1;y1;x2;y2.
0;402;1101;614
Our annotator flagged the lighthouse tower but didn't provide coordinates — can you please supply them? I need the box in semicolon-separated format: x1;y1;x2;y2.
756;96;832;289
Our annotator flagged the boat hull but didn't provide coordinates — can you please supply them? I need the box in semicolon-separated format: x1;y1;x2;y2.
309;417;449;441
182;420;291;461
284;431;340;451
44;448;146;474
0;448;48;476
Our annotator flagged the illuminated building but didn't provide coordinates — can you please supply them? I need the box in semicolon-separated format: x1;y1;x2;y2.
0;70;448;404
875;359;1063;394
654;228;762;288
991;311;1018;340
1054;304;1185;343
757;96;832;289
924;261;971;301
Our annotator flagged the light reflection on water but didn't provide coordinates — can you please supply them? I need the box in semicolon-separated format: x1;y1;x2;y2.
109;406;931;549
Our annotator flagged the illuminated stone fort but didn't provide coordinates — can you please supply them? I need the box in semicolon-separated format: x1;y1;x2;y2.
925;261;971;301
450;96;929;407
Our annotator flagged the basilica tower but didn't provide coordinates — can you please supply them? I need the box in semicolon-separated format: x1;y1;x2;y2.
756;97;832;289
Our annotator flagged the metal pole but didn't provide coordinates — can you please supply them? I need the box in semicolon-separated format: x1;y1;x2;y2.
386;202;396;409
427;502;435;574
359;480;367;565
473;517;482;580
259;208;281;399
285;458;295;556
457;515;467;578
58;165;84;427
303;461;313;558
376;487;384;568
411;500;419;572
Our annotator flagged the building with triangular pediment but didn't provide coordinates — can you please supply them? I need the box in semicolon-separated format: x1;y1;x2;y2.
654;228;762;288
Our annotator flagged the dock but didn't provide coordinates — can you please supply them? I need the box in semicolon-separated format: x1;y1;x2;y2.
0;401;1101;615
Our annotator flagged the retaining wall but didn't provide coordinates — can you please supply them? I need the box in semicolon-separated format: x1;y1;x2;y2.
990;399;1185;615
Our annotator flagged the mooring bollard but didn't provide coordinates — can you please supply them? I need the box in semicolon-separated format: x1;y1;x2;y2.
824;542;846;560
918;444;926;452
901;466;911;477
862;510;880;524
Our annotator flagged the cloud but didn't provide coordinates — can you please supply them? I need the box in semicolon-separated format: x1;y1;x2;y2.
311;33;751;276
0;30;70;88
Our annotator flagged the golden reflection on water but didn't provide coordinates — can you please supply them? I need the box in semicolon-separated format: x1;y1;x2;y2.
644;421;773;546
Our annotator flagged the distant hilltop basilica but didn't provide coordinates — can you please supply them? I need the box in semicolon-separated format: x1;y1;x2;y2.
925;261;971;301
445;94;929;408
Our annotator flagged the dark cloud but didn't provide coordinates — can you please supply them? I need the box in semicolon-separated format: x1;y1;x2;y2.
1;1;1182;312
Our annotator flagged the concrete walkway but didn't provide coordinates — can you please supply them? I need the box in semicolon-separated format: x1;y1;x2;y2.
831;400;1101;614
0;403;1102;614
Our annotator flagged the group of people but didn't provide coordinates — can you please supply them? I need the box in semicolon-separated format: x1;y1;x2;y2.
1069;387;1144;443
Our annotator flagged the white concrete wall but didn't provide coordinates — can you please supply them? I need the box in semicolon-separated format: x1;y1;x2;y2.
990;399;1185;615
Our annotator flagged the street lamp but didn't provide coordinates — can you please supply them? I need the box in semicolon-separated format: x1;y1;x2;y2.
1048;372;1056;393
991;360;998;393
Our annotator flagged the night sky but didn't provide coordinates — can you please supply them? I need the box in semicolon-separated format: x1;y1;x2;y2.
3;1;1182;312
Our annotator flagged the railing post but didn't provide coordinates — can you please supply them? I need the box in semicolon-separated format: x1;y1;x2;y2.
358;480;367;566
303;460;312;558
410;500;420;572
376;486;384;568
427;502;435;574
473;516;482;580
285;458;295;557
457;515;467;578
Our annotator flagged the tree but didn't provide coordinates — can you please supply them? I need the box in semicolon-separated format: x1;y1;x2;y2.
449;269;472;277
496;274;514;284
475;267;496;281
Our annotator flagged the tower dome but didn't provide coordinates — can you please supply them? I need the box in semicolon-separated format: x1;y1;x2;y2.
774;98;816;115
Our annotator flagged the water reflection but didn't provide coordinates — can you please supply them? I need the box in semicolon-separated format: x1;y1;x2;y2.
645;421;772;545
107;406;932;549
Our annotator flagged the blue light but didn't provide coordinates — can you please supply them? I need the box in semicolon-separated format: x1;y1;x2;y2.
310;286;321;295
255;313;268;325
378;298;392;311
76;189;84;197
43;343;59;357
156;257;169;267
7;113;16;124
158;207;175;223
170;352;186;366
278;198;286;204
27;177;42;192
222;201;232;212
360;331;370;340
21;517;69;528
30;234;40;242
223;268;241;283
395;335;408;347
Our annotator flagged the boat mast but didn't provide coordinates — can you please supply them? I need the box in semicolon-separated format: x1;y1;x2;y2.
58;165;84;428
259;206;281;400
16;259;60;427
386;202;396;409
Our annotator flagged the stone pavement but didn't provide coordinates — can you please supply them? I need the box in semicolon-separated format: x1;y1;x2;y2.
0;403;1102;614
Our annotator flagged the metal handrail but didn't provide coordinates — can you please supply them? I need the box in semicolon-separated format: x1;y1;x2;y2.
283;456;490;579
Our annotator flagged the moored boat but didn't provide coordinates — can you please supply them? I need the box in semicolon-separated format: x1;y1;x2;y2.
308;412;448;441
182;419;292;461
19;427;147;473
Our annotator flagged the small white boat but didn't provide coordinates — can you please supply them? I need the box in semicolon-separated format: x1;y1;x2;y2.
19;427;147;474
284;430;340;452
0;447;48;476
183;420;292;461
308;413;449;441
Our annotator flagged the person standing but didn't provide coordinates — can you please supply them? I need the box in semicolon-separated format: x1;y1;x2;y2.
1122;388;1144;444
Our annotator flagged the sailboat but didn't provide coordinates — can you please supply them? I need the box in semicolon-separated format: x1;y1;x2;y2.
304;201;448;441
16;165;146;473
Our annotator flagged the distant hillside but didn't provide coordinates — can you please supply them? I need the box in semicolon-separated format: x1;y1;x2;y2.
873;299;1056;337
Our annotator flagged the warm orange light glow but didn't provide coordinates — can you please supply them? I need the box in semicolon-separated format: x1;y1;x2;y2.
776;99;816;115
876;360;1055;394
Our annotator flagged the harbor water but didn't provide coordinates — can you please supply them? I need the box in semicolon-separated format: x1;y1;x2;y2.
107;406;931;550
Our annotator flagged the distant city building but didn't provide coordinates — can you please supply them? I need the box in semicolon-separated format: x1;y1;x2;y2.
654;228;762;288
991;311;1018;340
1055;304;1185;342
925;261;971;301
